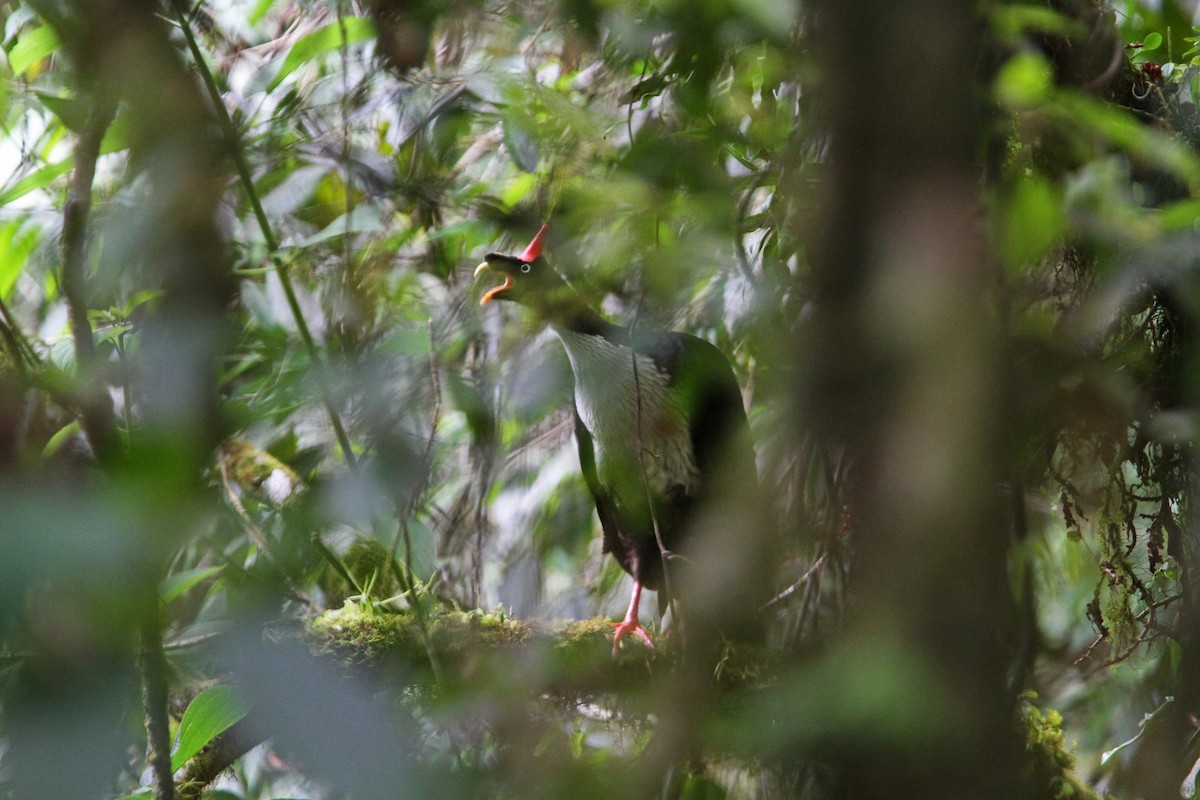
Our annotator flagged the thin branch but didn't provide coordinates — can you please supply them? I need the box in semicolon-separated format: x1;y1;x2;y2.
163;631;224;652
139;602;175;800
760;553;826;611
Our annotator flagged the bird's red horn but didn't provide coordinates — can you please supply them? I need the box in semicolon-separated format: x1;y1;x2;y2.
518;224;549;262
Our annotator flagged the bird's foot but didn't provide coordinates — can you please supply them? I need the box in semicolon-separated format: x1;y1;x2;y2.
612;618;655;657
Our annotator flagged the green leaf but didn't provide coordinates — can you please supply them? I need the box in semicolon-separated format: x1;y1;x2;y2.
266;17;376;92
500;172;536;209
1142;32;1163;51
249;0;277;24
41;420;81;460
171;685;251;771
995;52;1053;109
0;158;74;207
285;205;383;249
48;338;75;370
9;25;59;77
161;566;223;604
0;219;40;300
1159;198;1200;230
1000;176;1064;269
100;111;135;155
1058;94;1200;185
35;93;88;132
989;5;1073;39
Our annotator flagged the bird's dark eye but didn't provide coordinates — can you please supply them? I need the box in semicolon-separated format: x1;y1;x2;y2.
520;263;531;273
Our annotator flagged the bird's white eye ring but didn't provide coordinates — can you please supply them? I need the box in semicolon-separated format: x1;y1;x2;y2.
520;263;531;273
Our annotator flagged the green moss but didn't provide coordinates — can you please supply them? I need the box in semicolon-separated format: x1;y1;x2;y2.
309;604;776;699
1019;694;1105;800
309;602;537;674
310;599;422;664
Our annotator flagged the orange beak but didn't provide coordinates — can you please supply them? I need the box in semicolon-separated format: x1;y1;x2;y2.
475;262;512;305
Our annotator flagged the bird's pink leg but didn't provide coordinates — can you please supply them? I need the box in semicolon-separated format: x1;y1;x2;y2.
612;580;655;656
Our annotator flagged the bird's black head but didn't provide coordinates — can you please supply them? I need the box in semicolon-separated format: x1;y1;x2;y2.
475;224;579;319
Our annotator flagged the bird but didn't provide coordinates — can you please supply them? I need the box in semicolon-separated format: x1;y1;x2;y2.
475;224;757;655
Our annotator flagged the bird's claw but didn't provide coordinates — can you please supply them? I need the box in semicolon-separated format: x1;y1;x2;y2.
612;618;655;657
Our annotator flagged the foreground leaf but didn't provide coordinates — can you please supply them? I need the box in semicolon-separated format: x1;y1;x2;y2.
171;685;251;771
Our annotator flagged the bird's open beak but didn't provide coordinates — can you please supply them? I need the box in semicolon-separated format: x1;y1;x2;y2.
475;262;513;306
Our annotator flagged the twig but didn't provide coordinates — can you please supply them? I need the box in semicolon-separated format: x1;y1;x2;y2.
760;553;826;610
163;631;224;651
1073;593;1182;673
138;601;175;800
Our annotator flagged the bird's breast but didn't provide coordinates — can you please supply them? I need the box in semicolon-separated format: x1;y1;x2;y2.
555;329;700;499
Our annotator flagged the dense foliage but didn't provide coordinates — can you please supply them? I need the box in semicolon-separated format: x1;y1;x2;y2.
2;0;1200;798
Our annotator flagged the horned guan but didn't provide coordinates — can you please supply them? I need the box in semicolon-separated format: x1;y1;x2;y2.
476;225;756;654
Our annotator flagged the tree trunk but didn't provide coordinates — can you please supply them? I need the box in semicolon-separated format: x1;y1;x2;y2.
802;2;1019;797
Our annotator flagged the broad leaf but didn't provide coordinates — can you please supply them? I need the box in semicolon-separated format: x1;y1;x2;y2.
171;685;251;771
9;25;59;77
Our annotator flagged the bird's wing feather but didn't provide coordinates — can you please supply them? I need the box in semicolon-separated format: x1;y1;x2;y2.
574;408;629;566
632;331;755;481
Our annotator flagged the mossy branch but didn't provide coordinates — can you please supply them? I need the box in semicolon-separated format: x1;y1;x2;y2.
175;717;260;800
309;604;772;695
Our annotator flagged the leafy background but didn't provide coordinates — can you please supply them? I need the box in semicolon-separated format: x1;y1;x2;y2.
1;0;1200;798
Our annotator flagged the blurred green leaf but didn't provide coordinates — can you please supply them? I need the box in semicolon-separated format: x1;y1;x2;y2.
249;0;278;24
0;219;39;299
161;566;223;604
995;51;1053;109
41;420;81;460
0;158;73;207
171;685;251;771
286;204;383;249
1059;93;1200;186
35;92;88;132
266;17;376;92
990;5;1074;39
9;25;59;77
1000;176;1065;269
